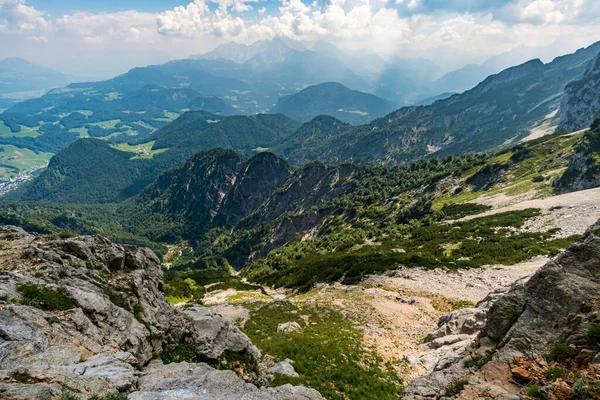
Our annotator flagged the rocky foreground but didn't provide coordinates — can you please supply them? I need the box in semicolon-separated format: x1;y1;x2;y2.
402;220;600;399
0;226;323;400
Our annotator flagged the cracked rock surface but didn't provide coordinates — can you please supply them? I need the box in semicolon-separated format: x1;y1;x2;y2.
0;226;323;400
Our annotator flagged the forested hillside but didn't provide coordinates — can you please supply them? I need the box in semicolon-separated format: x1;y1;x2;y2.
270;82;396;125
1;124;590;288
11;112;300;203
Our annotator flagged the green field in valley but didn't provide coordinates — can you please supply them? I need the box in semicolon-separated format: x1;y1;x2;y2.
111;141;168;159
0;145;53;178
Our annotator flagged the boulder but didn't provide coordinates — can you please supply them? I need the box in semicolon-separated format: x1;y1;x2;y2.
269;360;299;377
182;305;260;360
129;360;322;400
277;321;302;333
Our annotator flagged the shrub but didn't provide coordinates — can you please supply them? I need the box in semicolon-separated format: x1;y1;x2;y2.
158;343;198;364
588;323;600;347
463;355;482;368
89;394;129;400
10;371;34;383
546;343;569;362
526;384;542;398
445;380;468;397
505;306;525;323
17;284;75;311
441;203;491;220
60;385;80;400
532;175;545;183
544;366;565;380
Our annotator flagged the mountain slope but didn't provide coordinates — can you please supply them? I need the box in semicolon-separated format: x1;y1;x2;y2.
281;42;600;166
555;117;600;192
270;115;352;165
271;82;396;125
12;112;301;203
0;58;74;95
556;52;600;133
0;127;589;282
9;139;151;203
430;63;497;94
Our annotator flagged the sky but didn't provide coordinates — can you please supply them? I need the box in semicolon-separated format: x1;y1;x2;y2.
1;0;600;79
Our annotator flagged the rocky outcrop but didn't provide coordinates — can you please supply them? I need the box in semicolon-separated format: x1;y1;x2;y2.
128;360;319;400
0;226;323;400
414;283;518;374
402;220;600;399
557;53;600;133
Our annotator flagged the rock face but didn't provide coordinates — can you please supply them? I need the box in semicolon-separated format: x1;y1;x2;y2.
412;278;528;376
557;53;600;133
128;360;319;400
0;226;323;400
402;220;600;399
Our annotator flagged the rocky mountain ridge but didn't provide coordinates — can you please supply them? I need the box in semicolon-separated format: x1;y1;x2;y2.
273;41;600;166
557;52;600;133
0;225;323;399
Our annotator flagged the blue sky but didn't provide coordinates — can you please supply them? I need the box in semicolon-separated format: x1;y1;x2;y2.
28;0;189;15
1;0;599;78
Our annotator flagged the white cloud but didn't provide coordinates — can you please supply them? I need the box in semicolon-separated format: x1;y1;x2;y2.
0;0;599;77
55;10;157;44
0;0;49;37
156;0;245;38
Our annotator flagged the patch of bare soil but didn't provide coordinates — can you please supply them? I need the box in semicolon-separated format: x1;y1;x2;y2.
467;187;600;237
363;257;548;302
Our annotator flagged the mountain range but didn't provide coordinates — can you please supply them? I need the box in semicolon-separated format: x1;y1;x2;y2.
7;40;600;205
272;41;600;166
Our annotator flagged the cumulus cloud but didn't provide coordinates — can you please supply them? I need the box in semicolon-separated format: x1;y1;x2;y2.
1;0;599;77
152;0;600;59
0;0;49;37
156;0;246;38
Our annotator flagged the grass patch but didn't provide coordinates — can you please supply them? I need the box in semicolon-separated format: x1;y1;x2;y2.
588;323;600;348
89;395;128;400
243;301;403;400
0;145;53;179
226;291;272;304
111;141;167;160
10;371;35;383
526;384;542;398
60;385;80;400
463;351;494;369
17;284;75;311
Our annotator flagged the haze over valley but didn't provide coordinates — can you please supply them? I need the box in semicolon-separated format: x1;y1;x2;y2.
2;1;600;399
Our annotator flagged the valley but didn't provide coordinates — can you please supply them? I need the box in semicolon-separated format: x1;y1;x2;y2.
2;28;600;400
